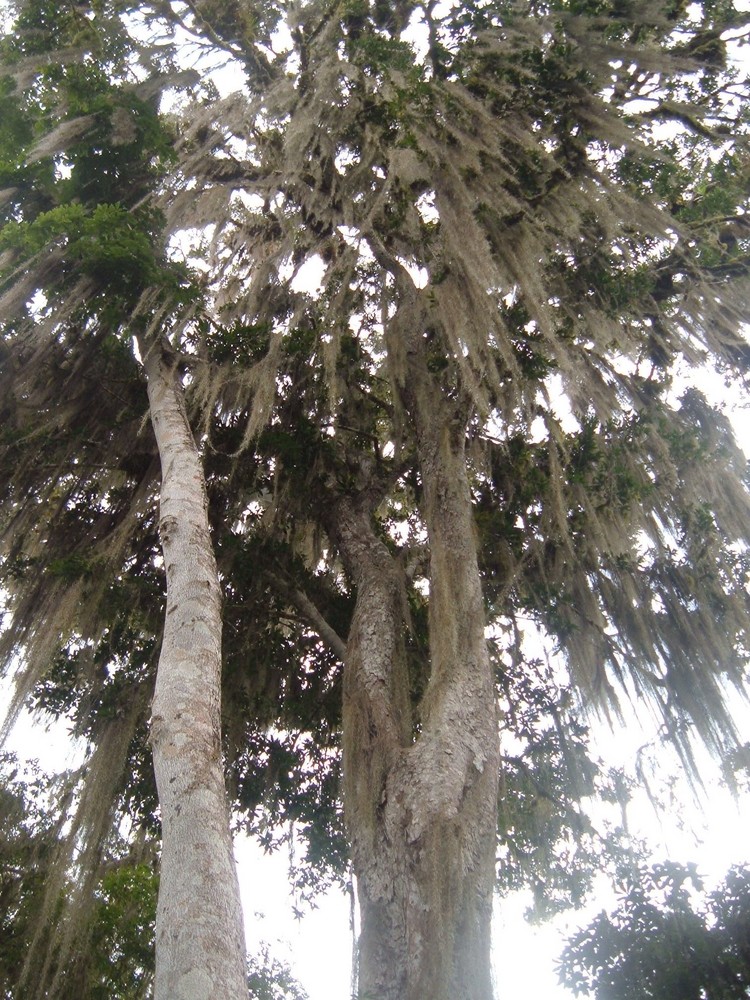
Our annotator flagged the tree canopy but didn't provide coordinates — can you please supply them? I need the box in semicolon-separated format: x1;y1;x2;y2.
559;861;750;1000
0;0;749;996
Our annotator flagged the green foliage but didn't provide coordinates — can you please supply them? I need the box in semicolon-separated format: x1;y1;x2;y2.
230;725;348;902
350;32;416;75
0;755;60;996
559;862;750;1000
0;202;170;295
0;0;174;220
0;757;310;1000
46;553;97;581
87;864;157;1000
495;655;637;920
0;754;156;999
0;75;35;184
247;945;309;1000
1;0;750;991
205;320;272;364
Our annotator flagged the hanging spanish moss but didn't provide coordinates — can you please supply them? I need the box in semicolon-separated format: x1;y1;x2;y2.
0;0;749;995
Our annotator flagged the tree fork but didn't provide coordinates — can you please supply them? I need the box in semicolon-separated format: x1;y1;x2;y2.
330;299;500;997
334;429;500;1000
400;410;500;1000
389;275;499;1000
325;492;413;999
143;342;246;1000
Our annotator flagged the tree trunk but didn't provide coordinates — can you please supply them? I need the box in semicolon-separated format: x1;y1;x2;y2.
398;400;499;1000
325;493;414;998
331;376;500;999
143;343;247;1000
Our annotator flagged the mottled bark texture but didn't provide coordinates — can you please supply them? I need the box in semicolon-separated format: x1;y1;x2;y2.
330;279;500;1000
144;344;247;1000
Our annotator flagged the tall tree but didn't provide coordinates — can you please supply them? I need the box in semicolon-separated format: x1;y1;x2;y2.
0;4;248;995
143;340;247;999
1;1;750;999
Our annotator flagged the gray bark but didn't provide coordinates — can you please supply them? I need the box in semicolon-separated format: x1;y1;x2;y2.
329;282;500;998
144;343;247;1000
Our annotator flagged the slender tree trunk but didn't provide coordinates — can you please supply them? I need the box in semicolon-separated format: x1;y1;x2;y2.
331;392;499;999
143;343;247;1000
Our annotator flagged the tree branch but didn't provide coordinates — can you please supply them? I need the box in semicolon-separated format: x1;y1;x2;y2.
268;573;347;662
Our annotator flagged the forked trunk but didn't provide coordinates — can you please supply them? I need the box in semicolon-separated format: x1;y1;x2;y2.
143;343;246;1000
332;419;499;1000
397;409;499;1000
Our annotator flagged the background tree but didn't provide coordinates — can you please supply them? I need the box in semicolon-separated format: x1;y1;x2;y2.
0;753;310;1000
559;861;750;1000
0;3;249;994
1;1;750;998
0;753;158;999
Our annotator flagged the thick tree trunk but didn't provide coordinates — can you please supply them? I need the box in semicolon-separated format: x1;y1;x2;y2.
331;413;499;1000
143;344;247;1000
400;406;500;1000
325;493;413;998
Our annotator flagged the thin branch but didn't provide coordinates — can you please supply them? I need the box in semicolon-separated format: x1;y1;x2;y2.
268;573;347;662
